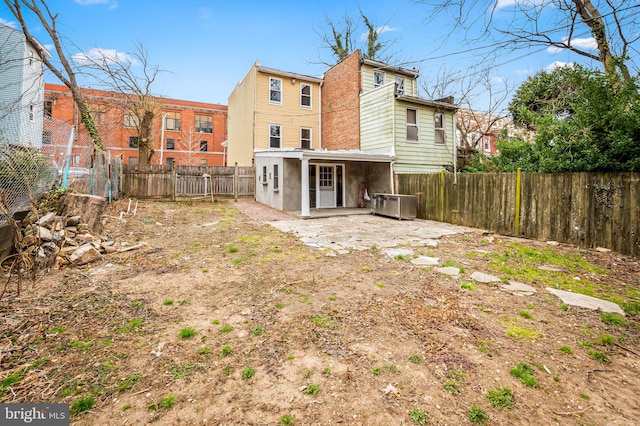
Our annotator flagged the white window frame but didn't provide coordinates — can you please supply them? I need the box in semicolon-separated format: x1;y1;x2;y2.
269;124;282;148
434;112;445;145
300;83;312;109
273;164;279;191
261;165;268;184
300;127;312;149
406;108;418;142
395;76;405;96
269;77;282;105
373;71;385;88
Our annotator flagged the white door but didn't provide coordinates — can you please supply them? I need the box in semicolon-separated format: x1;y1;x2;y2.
317;165;336;208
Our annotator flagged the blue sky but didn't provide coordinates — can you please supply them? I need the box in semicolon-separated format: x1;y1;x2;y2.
0;0;626;111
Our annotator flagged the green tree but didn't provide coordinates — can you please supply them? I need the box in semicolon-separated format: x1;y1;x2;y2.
496;65;640;172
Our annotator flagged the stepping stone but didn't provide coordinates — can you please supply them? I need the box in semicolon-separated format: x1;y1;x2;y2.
470;271;501;283
546;288;625;315
501;281;537;296
411;256;439;266
538;265;563;272
383;248;414;258
435;266;460;277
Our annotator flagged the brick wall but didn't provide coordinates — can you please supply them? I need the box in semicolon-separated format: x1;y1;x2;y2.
321;50;361;150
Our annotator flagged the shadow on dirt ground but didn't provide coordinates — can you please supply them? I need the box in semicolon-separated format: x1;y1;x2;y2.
1;199;639;425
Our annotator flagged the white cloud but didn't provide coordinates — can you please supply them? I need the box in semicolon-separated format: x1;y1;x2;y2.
72;47;134;66
496;0;518;8
516;68;533;75
74;0;118;10
544;61;574;72
0;17;17;28
547;36;597;54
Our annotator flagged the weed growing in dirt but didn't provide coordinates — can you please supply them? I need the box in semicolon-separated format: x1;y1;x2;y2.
313;315;336;329
170;362;196;379
408;354;422;364
386;364;398;373
450;368;466;381
595;334;615;345
122;404;132;411
601;313;627;326
220;325;233;333
588;350;610;363
580;393;590;400
579;340;593;348
303;383;320;395
116;374;141;392
70;340;92;352
220;345;233;357
211;319;220;324
178;299;190;306
252;326;264;336
228;246;238;253
444;380;460;395
408;407;428;424
505;323;541;341
371;367;382;376
179;327;197;339
461;282;476;291
518;310;534;320
560;304;569;311
323;367;331;375
131;300;143;308
242;367;255;380
510;363;538;387
276;303;284;309
71;397;95;416
149;395;176;411
279;414;296;425
222;366;232;376
0;370;23;397
198;347;211;355
117;318;143;334
559;345;573;354
468;405;489;425
486;388;513;409
163;299;174;306
328;295;336;301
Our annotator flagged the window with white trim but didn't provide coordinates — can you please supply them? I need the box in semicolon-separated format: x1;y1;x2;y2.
269;124;281;148
395;76;405;95
406;108;418;142
300;83;311;108
165;112;181;131
300;127;311;149
195;114;213;133
269;77;282;105
273;164;279;190
434;112;445;144
373;71;385;88
261;166;267;184
124;114;139;128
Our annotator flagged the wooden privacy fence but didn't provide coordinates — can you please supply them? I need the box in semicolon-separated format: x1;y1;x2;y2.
396;171;640;257
121;164;255;200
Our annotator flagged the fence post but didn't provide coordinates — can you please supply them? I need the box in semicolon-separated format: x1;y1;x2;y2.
172;163;177;201
439;170;445;222
514;168;521;236
234;162;239;202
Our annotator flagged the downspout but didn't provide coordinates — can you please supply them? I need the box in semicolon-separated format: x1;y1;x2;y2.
452;108;457;184
391;86;396;194
319;79;323;150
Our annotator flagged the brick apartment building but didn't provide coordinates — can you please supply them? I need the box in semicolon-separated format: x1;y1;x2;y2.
44;83;228;167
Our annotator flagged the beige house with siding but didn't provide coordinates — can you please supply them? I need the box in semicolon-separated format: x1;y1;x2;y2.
227;62;323;167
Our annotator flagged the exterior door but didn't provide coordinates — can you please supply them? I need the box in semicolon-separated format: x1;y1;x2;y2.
317;165;336;208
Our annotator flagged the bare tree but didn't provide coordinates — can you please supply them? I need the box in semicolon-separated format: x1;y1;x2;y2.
314;8;398;65
4;0;103;150
75;42;164;165
421;65;514;153
416;0;640;81
180;124;202;167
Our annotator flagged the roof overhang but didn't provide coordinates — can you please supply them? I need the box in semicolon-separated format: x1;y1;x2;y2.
254;149;396;163
396;95;459;111
361;57;419;79
257;66;323;84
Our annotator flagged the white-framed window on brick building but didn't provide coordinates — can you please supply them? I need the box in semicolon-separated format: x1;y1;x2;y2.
374;71;385;88
434;112;445;144
195;114;213;133
406;108;418;142
300;127;312;149
300;83;311;109
269;124;282;148
165;112;181;131
124;114;139;128
269;77;282;105
273;164;279;191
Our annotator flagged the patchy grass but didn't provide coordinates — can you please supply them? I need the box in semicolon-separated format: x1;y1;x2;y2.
486;388;513;409
510;363;538;388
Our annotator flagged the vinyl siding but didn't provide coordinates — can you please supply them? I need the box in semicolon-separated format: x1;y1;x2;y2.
360;83;395;152
254;72;320;152
227;66;257;166
361;63;418;96
0;25;45;148
392;100;456;173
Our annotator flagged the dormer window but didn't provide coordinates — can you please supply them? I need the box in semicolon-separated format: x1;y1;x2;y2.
373;71;385;88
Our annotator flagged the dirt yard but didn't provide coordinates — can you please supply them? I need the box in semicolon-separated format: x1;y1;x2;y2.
1;199;639;425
